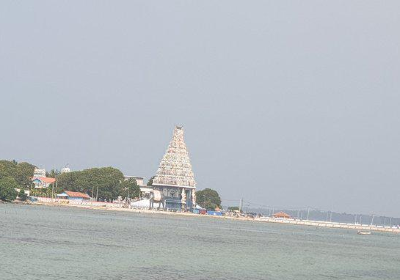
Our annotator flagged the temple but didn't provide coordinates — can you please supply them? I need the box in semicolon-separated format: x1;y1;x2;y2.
151;126;196;211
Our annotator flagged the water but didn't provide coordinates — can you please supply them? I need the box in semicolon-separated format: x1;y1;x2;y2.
1;204;399;280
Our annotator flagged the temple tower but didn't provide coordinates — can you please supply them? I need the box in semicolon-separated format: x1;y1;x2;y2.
152;126;196;210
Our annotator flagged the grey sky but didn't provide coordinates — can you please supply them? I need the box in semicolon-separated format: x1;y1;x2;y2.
1;1;399;217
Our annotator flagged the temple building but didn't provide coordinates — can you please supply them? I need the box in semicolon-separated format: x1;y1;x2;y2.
152;126;196;211
32;168;56;189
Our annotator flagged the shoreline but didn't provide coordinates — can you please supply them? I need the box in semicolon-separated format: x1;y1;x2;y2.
10;201;400;235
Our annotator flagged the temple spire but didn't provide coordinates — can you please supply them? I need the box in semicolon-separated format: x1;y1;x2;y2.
153;126;196;188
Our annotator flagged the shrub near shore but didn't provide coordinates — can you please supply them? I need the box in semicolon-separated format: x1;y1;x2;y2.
0;177;19;202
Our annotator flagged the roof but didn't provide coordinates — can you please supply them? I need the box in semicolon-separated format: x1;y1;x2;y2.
272;211;291;218
124;175;144;179
32;177;56;184
64;191;91;199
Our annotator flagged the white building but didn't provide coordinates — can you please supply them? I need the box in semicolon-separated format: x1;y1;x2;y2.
124;176;145;186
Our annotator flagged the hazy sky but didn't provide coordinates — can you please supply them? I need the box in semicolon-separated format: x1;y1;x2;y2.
1;1;399;217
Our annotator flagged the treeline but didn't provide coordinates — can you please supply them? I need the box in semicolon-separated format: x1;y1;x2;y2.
0;159;139;202
0;160;36;188
1;159;222;207
56;167;139;201
0;160;36;201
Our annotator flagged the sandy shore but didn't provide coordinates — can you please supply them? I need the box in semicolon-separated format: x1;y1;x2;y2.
21;201;400;235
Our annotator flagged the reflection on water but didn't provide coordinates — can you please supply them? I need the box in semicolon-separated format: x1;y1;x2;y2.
1;204;399;280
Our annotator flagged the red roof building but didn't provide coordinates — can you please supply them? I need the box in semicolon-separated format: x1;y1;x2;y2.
32;177;56;189
272;212;291;219
64;191;91;199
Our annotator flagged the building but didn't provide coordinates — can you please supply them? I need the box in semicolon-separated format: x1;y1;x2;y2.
61;167;71;174
33;168;46;177
32;168;56;189
57;191;91;202
32;176;56;189
151;126;196;211
124;175;145;186
272;212;291;219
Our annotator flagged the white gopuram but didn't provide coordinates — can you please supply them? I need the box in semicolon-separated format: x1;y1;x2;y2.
152;126;196;210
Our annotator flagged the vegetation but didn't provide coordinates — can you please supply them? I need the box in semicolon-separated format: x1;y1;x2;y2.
228;206;240;211
18;188;27;201
30;186;56;198
46;169;60;178
196;188;222;210
120;178;140;199
56;167;139;201
0;160;36;188
147;176;155;186
0;177;19;201
0;160;35;201
0;159;142;202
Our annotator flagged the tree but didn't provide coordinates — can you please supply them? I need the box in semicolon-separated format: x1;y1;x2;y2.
56;167;125;201
147;176;155;186
228;206;240;212
18;188;27;201
0;177;19;202
196;188;222;210
0;160;36;188
15;162;36;187
120;178;140;199
46;169;60;178
0;160;18;179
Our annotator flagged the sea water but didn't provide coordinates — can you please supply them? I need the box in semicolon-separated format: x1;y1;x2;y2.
1;204;399;280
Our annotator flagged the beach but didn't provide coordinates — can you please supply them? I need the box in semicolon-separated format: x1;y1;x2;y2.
22;200;400;235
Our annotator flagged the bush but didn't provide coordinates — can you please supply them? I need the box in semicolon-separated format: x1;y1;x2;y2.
196;188;222;210
0;177;19;202
18;188;27;201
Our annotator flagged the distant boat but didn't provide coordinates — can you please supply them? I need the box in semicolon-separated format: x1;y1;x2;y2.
357;230;371;235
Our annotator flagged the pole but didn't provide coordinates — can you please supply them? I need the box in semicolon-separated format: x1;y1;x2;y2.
239;198;243;213
307;208;310;220
51;183;54;202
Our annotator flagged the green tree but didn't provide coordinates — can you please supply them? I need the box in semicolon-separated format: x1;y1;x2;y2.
0;160;36;188
46;169;60;178
15;162;36;187
120;178;140;199
196;188;222;210
147;176;155;186
57;167;125;201
18;188;27;201
0;177;19;202
0;160;18;179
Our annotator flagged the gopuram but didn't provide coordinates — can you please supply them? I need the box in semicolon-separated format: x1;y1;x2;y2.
151;126;196;211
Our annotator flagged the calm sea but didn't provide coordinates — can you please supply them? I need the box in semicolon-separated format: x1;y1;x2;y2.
1;204;399;280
